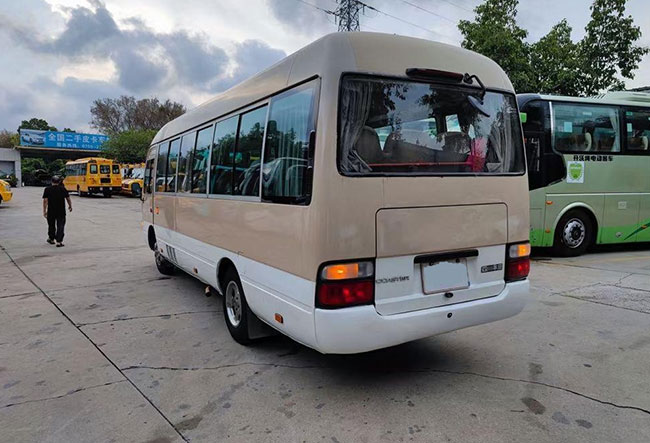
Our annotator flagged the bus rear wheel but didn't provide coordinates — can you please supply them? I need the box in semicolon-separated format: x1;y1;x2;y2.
155;250;176;275
554;209;593;257
222;267;252;345
103;191;112;198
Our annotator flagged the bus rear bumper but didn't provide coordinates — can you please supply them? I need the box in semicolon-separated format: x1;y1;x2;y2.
313;280;529;354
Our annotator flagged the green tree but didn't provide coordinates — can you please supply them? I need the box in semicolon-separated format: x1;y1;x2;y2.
18;118;57;133
530;20;582;95
578;0;649;95
90;96;185;134
458;0;536;92
101;129;157;163
62;128;76;133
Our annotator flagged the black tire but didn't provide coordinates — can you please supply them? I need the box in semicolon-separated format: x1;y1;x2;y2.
222;267;252;345
132;183;142;198
103;191;112;198
77;185;81;196
155;250;176;275
553;209;593;257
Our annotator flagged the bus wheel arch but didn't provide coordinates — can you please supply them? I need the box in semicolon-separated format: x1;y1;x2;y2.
217;260;254;344
553;206;597;257
217;258;236;295
147;226;157;251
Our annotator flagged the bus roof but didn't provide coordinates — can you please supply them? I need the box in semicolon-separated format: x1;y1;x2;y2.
65;157;114;165
153;32;513;145
518;91;650;108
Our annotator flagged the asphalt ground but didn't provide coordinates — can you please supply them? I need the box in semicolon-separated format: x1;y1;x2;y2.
1;187;649;442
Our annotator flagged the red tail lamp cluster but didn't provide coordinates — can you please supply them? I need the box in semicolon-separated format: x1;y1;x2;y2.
316;261;374;309
505;242;531;282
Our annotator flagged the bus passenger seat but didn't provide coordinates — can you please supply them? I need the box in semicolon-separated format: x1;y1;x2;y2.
583;132;592;151
356;126;383;163
285;165;305;192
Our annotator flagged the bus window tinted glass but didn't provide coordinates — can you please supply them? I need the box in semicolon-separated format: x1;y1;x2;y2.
178;132;196;192
112;164;120;174
90;164;97;174
191;126;212;193
234;106;267;196
339;76;524;175
263;82;317;203
210;116;238;195
553;104;620;153
156;142;169;192
167;138;181;192
625;109;650;152
100;165;110;174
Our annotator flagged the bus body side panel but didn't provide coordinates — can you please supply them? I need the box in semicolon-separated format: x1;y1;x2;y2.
529;188;547;247
153;222;319;349
153;193;175;232
543;154;648;245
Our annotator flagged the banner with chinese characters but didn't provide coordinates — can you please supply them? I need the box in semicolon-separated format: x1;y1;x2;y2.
19;129;109;150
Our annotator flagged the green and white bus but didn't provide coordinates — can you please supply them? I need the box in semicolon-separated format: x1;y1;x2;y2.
518;91;650;256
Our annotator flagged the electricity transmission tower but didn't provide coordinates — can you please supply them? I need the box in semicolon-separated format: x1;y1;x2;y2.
334;0;363;32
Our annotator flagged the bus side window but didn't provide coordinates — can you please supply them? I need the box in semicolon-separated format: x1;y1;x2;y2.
234;105;268;197
144;146;156;194
191;126;213;194
156;142;169;192
178;132;197;193
624;109;650;152
553;103;620;153
167;138;181;192
210;116;238;195
263;80;318;204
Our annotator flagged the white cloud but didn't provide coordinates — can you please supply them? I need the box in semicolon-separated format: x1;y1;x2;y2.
0;0;648;133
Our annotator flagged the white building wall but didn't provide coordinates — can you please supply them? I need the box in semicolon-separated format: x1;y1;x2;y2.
0;148;21;186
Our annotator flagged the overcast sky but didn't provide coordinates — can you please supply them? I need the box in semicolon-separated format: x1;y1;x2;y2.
0;0;648;134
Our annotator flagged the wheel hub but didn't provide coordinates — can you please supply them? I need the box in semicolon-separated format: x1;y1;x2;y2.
225;281;242;327
562;218;586;248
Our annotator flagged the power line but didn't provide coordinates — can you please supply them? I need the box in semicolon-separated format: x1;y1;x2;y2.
291;0;335;16
397;0;456;24
290;0;443;37
360;1;442;37
439;0;474;13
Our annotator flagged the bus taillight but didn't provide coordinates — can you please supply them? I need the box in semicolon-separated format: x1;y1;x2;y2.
317;260;374;308
505;242;531;282
317;280;374;308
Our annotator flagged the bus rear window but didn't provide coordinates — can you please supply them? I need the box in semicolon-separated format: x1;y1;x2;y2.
100;165;110;174
339;76;524;175
89;164;97;174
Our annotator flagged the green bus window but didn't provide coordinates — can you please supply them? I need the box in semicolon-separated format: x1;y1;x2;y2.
553;103;620;153
624;109;650;152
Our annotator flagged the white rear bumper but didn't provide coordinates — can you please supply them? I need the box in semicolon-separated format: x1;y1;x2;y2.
313;280;529;354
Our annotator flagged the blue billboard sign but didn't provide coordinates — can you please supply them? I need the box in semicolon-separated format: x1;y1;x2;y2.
19;129;108;150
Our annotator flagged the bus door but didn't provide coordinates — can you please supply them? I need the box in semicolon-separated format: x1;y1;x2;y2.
142;145;157;224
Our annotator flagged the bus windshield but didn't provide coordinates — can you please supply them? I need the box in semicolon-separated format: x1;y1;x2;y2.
339;76;525;175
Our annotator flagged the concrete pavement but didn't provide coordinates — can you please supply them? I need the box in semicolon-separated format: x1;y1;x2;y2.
1;186;649;442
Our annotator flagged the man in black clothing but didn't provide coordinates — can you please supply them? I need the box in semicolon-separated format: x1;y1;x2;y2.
42;176;72;247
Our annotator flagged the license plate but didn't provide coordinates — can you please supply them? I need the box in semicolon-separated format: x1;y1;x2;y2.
421;259;469;294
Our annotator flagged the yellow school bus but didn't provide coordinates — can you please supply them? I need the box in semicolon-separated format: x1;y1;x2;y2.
0;179;12;204
120;163;145;198
64;157;122;197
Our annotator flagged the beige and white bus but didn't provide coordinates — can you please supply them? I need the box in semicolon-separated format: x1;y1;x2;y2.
142;32;530;354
